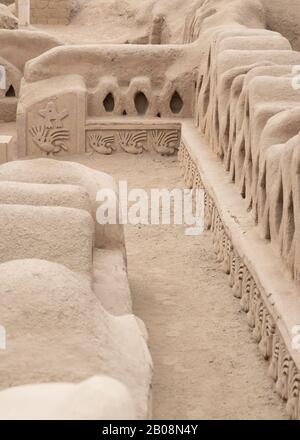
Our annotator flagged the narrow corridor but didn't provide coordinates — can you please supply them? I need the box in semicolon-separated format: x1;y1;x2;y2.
73;152;286;420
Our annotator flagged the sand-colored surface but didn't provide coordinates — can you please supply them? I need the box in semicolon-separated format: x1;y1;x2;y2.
31;0;199;44
2;0;299;418
65;151;286;420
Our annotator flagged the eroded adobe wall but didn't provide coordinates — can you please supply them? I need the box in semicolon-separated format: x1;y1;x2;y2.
16;43;199;157
0;159;152;419
0;29;62;122
22;44;198;119
179;0;300;418
189;0;300;286
261;0;300;51
16;0;72;25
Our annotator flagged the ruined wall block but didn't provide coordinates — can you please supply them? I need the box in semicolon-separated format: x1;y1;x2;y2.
17;0;72;25
0;135;14;164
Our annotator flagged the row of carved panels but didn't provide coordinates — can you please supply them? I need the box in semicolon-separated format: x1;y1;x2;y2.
85;129;181;156
27;100;182;156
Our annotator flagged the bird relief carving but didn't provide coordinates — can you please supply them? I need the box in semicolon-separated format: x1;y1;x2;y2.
30;101;70;156
150;129;179;155
88;133;116;155
117;130;147;154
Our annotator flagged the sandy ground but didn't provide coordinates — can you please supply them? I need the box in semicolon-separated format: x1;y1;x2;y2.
64;151;286;420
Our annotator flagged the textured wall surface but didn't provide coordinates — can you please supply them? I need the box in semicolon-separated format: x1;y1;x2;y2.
16;0;72;25
262;0;300;50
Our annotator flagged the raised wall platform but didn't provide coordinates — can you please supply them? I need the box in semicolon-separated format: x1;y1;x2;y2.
179;120;300;420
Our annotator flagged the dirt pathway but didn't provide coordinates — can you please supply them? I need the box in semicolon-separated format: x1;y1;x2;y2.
67;152;287;419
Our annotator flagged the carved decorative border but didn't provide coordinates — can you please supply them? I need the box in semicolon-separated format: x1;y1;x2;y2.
85;128;181;156
178;140;300;420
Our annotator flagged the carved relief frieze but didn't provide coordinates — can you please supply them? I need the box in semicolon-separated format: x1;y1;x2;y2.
85;127;181;156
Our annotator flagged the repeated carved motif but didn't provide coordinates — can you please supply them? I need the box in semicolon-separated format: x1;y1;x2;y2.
118;131;148;154
247;284;259;329
259;312;276;360
179;139;300;419
29;101;70;156
275;344;291;400
233;258;244;299
229;252;236;288
149;130;179;156
85;128;180;156
286;362;300;419
252;297;265;343
269;332;281;381
30;125;69;156
88;133;116;155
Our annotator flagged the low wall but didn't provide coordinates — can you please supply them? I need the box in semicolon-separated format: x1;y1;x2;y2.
0;158;152;419
17;43;198;156
23;45;198;118
179;124;300;420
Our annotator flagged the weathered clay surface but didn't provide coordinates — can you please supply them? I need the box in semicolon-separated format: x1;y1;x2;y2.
179;122;300;420
0;204;94;276
0;158;151;418
0;29;62;121
0;4;17;29
0;180;91;212
0;158;125;252
189;0;300;286
0;376;137;420
0;259;152;419
93;248;133;316
180;0;300;418
1;0;300;421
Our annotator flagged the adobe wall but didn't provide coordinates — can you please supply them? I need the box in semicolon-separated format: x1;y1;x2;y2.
16;0;72;25
179;0;300;419
0;29;62;122
262;0;300;51
0;159;152;419
3;0;300;420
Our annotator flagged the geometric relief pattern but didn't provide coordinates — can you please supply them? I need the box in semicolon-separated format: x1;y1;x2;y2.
178;139;300;420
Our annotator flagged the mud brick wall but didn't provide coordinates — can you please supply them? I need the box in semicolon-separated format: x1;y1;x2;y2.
17;0;72;25
262;0;300;51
